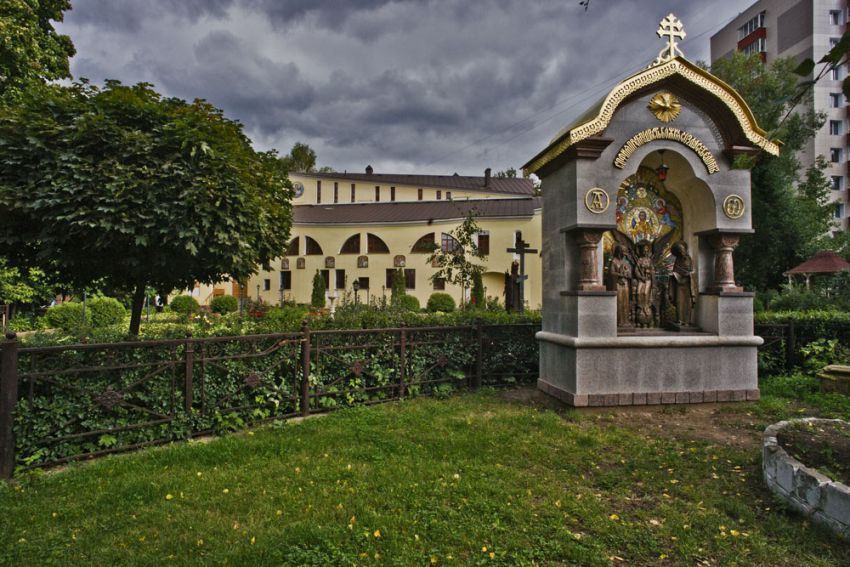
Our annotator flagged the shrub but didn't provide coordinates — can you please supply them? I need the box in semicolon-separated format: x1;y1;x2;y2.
44;302;84;331
311;270;326;309
470;271;484;307
391;269;405;303
769;288;830;312
427;292;456;313
87;296;126;327
210;295;239;314
398;294;420;312
170;295;200;315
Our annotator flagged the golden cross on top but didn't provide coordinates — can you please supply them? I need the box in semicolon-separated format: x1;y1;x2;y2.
652;13;685;66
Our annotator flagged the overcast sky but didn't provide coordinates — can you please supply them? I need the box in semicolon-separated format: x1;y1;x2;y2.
55;0;746;175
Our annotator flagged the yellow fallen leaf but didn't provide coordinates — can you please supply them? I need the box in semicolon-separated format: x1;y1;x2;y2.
609;514;620;521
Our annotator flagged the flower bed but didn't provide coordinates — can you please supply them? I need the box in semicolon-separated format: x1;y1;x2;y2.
763;418;850;540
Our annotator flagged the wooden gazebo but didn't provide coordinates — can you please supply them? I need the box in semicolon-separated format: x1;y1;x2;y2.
784;250;850;289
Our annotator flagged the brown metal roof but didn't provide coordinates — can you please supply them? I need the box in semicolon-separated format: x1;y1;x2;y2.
786;251;850;275
297;172;533;196
293;197;541;225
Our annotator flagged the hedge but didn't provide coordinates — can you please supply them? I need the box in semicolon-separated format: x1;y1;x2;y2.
9;317;540;471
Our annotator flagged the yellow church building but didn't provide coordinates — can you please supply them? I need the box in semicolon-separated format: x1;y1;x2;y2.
201;167;542;309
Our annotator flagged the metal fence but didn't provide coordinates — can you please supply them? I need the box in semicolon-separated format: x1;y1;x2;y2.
0;321;540;478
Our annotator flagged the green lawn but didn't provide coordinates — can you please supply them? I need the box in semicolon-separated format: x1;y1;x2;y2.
1;390;847;566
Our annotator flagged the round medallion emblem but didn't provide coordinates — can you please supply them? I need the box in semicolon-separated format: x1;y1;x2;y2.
723;194;745;219
293;181;305;198
584;188;610;214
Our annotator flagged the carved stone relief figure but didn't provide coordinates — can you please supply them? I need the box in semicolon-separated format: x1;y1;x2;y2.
633;240;655;328
605;244;633;328
669;240;697;326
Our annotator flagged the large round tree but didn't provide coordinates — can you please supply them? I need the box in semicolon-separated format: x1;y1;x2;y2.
0;80;292;334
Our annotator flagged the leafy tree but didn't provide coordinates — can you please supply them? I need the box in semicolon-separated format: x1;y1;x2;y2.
0;0;75;98
311;270;326;308
281;142;317;173
427;210;487;307
494;168;517;178
711;52;831;290
0;81;292;334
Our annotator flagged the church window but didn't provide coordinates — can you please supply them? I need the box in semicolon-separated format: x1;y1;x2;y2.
441;233;461;253
417;188;423;200
317;180;322;204
367;233;390;253
390;186;396;201
280;271;292;290
375;186;380;201
477;232;490;255
263;279;271;291
305;236;323;255
334;182;339;203
340;234;361;254
404;269;416;289
433;277;446;290
335;269;346;289
351;183;356;202
436;190;442;200
411;233;435;253
286;237;300;256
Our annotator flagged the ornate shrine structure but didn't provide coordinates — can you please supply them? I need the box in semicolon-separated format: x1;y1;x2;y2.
523;14;779;406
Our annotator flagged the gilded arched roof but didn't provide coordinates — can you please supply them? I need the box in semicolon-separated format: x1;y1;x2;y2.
522;57;780;176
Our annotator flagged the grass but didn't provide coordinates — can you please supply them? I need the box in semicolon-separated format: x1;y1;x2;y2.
1;390;847;566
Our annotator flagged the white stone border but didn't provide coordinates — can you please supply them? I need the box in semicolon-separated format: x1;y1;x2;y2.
763;418;850;540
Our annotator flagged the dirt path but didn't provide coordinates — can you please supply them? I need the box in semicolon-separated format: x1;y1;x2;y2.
500;387;768;451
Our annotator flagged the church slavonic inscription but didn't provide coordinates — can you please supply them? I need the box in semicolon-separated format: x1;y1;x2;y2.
613;127;719;174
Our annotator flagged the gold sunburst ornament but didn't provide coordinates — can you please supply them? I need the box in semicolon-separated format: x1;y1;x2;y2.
648;91;682;123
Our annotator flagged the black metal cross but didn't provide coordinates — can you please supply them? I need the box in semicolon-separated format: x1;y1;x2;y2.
506;230;538;312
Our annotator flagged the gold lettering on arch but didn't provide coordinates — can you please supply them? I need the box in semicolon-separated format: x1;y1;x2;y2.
613;127;719;174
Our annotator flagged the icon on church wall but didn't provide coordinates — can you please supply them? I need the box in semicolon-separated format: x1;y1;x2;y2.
296;258;305;269
357;255;368;268
394;255;406;267
281;258;289;270
325;256;335;269
293;182;305;198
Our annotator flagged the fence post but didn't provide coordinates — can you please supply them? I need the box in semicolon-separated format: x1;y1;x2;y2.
301;321;311;417
474;319;483;390
184;331;194;413
399;324;406;399
0;332;19;479
786;321;796;372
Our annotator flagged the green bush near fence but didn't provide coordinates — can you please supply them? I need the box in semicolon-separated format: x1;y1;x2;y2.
87;296;126;327
209;295;239;314
43;302;85;331
427;292;456;313
169;295;200;316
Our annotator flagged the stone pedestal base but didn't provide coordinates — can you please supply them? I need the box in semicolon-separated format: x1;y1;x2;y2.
536;332;762;407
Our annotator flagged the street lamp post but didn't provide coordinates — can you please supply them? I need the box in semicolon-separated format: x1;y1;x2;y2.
353;279;361;308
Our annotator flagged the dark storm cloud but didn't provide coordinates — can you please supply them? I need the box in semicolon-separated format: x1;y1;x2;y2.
58;0;747;173
69;0;234;32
